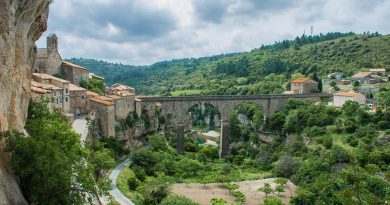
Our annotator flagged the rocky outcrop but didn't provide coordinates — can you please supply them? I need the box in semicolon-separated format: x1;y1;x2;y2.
0;0;50;204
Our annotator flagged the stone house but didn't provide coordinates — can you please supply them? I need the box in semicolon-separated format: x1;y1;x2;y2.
31;81;58;110
33;34;62;75
87;91;116;137
328;72;344;80
61;61;89;86
333;92;366;107
351;72;381;84
32;73;70;113
369;68;386;76
69;84;88;116
108;83;135;95
290;78;318;94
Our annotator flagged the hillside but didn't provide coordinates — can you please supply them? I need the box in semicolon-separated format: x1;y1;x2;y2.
69;32;390;95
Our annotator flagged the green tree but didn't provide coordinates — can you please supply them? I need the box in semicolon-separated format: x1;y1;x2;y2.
263;196;283;205
160;195;199;205
199;145;219;162
5;101;99;205
258;183;273;197
210;198;228;205
274;155;296;177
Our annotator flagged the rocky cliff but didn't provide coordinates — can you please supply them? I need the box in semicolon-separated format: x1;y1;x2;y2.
0;0;50;204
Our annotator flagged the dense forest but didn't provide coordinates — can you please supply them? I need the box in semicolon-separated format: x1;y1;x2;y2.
68;32;390;95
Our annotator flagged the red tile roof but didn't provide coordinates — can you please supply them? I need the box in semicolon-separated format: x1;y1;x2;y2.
291;77;312;83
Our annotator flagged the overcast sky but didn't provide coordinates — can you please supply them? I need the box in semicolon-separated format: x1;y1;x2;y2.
37;0;390;65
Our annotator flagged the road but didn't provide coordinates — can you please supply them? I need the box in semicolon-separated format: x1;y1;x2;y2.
108;158;134;205
72;118;89;144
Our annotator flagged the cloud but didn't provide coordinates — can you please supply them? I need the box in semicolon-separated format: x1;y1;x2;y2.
37;0;390;65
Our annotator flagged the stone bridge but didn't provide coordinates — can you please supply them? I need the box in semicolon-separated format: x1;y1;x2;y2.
135;93;331;156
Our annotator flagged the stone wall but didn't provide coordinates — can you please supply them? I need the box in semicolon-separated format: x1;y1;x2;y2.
89;100;115;137
69;90;87;115
113;95;135;119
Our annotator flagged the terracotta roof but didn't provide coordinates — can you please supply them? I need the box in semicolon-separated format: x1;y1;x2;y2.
369;68;385;72
334;92;362;97
112;83;135;92
88;73;105;80
31;80;61;90
69;83;87;91
86;91;100;97
31;86;51;94
32;73;69;83
107;95;122;100
291;77;313;83
351;72;372;79
62;61;87;70
90;98;114;106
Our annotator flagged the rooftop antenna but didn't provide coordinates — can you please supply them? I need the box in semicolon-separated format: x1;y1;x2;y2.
311;26;313;36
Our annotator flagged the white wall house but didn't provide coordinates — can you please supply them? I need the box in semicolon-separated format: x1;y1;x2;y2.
333;92;366;107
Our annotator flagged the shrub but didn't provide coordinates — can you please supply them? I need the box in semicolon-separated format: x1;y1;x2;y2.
127;176;140;191
263;196;283;205
322;137;333;149
274;155;296;178
160;195;199;205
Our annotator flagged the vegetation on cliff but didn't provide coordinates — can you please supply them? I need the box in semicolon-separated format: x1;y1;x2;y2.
3;100;116;205
116;98;390;204
69;32;390;95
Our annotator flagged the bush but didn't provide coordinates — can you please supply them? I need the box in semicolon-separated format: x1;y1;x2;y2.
127;176;140;190
274;155;296;178
133;166;147;182
263;196;283;205
322;137;333;149
160;195;199;205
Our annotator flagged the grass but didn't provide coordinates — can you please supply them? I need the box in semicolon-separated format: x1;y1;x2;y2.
171;89;203;96
329;133;355;151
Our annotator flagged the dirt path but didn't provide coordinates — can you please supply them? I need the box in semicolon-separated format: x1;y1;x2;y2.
172;178;296;205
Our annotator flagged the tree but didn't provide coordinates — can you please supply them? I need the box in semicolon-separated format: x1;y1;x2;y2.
5;101;99;205
258;183;273;197
210;198;227;205
160;195;199;205
263;196;283;205
274;178;288;196
274;155;296;177
275;185;285;196
149;134;168;152
137;174;172;205
199;145;219;162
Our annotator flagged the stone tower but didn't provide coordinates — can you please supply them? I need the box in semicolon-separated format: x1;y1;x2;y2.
47;33;58;53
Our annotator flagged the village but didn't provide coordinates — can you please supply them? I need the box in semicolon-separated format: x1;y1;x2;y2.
31;34;388;144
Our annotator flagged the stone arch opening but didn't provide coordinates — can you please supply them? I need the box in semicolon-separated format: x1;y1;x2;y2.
228;102;264;143
187;102;221;131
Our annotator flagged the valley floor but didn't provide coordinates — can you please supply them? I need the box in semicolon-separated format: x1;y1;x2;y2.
172;178;296;205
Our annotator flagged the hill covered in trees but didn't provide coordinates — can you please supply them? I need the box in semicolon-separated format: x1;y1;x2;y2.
68;32;390;95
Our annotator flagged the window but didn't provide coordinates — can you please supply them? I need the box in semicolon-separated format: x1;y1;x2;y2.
65;97;68;102
65;88;68;94
56;98;59;104
82;95;85;99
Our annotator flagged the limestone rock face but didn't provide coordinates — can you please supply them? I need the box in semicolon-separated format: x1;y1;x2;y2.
0;0;50;204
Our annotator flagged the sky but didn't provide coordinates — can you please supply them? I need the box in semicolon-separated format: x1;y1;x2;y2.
37;0;390;65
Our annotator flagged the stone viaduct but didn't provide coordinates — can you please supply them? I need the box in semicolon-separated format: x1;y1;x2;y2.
135;93;331;156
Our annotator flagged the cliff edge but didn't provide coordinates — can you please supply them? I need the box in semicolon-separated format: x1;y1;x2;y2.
0;0;50;204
